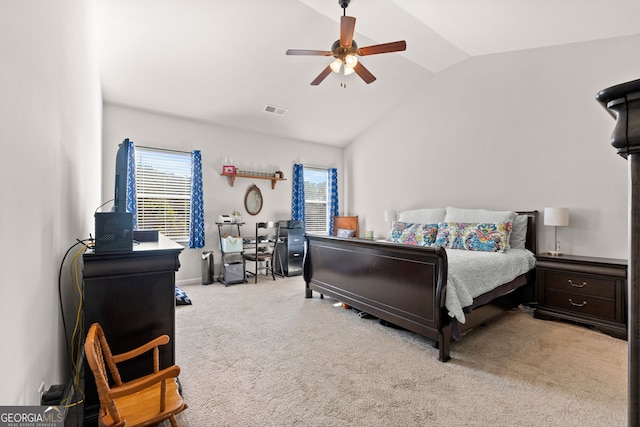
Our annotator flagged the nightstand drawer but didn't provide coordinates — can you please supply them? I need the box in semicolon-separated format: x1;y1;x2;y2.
544;289;615;321
542;271;616;299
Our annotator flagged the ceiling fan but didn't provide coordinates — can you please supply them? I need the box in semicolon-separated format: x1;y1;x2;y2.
286;0;407;86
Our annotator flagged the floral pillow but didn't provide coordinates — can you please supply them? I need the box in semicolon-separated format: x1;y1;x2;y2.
389;222;439;247
435;222;512;252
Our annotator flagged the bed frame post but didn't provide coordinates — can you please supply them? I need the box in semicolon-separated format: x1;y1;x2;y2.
597;79;640;427
438;326;452;362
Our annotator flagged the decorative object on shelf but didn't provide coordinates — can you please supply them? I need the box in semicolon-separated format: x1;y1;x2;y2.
275;171;284;179
245;184;263;216
231;210;243;223
222;165;235;174
544;207;569;256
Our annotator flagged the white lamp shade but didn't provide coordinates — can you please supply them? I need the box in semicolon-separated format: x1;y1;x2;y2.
544;207;569;226
385;209;398;222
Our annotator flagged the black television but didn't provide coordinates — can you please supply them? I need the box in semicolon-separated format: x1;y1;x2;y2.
94;138;134;252
112;138;131;213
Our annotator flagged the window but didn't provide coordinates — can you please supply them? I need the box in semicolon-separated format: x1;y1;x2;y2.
303;167;329;234
134;147;192;241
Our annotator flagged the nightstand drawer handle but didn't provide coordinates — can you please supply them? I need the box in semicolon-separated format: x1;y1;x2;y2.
568;279;587;288
568;298;587;307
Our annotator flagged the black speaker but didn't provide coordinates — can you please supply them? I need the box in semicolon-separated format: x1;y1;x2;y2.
94;212;133;253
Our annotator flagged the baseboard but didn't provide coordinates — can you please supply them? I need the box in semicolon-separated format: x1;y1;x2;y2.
176;277;202;286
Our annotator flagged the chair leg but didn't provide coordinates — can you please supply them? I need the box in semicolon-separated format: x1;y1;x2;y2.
169;415;178;427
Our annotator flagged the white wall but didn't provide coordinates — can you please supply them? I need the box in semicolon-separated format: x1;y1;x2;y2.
102;104;343;283
346;35;640;260
0;0;102;404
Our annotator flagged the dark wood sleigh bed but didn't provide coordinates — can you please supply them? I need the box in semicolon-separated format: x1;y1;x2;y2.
303;211;538;362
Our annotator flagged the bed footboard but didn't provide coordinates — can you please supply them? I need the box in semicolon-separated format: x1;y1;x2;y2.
303;235;452;361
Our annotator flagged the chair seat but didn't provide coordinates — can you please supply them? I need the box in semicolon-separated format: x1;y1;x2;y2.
102;378;187;427
243;253;272;262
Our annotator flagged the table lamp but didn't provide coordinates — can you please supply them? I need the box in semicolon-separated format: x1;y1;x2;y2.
385;209;397;225
544;207;569;256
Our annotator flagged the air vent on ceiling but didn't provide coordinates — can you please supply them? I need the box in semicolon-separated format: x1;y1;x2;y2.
264;104;288;116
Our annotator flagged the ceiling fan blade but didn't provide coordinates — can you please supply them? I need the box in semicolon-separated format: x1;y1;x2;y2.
356;40;407;56
286;49;333;56
340;16;356;48
353;62;376;84
310;65;333;86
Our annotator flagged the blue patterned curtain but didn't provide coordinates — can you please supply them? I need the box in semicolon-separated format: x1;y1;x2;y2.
291;164;305;229
328;168;338;236
189;150;205;248
125;139;138;229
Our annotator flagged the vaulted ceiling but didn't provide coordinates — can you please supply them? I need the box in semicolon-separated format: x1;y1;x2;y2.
96;0;640;146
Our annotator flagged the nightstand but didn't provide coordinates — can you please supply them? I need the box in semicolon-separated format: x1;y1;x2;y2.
534;253;628;339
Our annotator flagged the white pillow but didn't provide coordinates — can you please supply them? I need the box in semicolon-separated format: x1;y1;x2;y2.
444;207;518;224
509;214;528;250
398;208;446;224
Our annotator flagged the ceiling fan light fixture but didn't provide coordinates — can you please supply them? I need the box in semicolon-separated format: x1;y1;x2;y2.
344;54;358;68
285;0;406;86
330;58;342;73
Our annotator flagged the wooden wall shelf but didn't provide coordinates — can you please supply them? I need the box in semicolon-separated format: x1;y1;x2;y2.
220;172;286;189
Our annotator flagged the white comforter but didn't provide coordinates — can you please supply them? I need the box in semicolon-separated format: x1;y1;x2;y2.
445;248;536;323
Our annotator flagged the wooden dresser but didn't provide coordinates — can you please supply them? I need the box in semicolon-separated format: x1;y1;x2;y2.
82;234;183;426
534;253;627;339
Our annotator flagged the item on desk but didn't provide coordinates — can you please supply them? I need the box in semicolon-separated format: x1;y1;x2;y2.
365;230;374;239
218;214;232;223
231;210;243;223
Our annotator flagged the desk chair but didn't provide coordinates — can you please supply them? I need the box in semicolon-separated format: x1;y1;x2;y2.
243;221;281;283
84;322;187;427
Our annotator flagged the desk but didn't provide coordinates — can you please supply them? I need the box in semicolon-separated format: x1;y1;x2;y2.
82;234;183;426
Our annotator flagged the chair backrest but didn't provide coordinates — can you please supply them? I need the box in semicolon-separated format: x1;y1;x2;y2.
256;221;280;253
84;323;125;424
84;323;185;427
333;216;359;237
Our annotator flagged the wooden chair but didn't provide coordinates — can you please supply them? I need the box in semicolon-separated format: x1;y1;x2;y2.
243;221;281;283
333;215;359;237
84;323;187;427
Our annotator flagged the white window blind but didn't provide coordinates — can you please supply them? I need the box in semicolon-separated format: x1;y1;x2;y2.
135;147;191;241
303;167;328;234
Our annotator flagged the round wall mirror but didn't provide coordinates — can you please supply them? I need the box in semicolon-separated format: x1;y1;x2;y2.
244;184;263;215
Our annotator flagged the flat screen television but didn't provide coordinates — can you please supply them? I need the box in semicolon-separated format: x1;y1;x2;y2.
94;138;134;252
112;138;131;213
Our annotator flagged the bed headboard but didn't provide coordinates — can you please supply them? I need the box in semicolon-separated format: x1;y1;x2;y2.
517;210;538;254
333;216;359;238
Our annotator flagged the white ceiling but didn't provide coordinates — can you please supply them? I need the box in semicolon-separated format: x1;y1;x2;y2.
95;0;640;147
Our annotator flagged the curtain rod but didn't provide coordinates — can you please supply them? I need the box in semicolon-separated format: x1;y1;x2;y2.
297;163;336;170
136;145;191;154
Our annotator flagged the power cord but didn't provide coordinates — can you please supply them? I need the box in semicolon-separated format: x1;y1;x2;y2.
57;238;93;409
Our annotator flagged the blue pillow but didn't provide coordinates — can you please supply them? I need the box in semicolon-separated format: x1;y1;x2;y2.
175;286;192;305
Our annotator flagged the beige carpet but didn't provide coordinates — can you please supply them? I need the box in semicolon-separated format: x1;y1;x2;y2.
171;276;627;427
